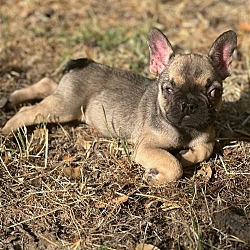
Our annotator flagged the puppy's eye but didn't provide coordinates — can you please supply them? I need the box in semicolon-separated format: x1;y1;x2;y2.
165;87;174;94
208;88;222;98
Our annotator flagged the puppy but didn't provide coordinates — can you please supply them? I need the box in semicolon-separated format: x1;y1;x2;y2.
1;29;237;184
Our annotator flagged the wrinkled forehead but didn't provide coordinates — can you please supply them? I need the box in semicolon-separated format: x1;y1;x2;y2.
168;54;220;85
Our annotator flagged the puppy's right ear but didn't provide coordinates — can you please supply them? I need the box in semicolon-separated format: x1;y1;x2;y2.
148;28;175;76
209;30;237;79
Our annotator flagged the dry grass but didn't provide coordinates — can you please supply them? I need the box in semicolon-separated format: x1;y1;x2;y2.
0;0;250;249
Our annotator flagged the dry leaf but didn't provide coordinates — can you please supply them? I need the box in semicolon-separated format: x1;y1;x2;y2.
160;201;180;211
71;236;81;250
4;151;11;164
76;137;93;150
95;195;129;208
94;201;106;208
113;195;129;204
76;137;93;158
30;177;42;187
239;22;250;32
33;128;48;140
62;154;76;166
17;177;24;184
196;165;213;181
136;243;160;250
82;140;93;151
60;166;81;179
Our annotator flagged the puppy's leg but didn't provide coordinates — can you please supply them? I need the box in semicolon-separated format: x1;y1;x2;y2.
179;142;214;167
2;93;82;135
135;145;183;184
9;78;58;104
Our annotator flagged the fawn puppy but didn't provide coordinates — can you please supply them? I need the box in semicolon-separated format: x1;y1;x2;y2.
1;29;237;184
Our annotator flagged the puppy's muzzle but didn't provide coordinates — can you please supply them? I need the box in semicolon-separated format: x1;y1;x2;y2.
181;100;198;116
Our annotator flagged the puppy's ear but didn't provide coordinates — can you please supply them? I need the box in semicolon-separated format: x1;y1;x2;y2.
209;30;237;79
148;28;175;76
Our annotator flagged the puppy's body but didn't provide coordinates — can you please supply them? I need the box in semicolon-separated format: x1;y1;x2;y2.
71;61;152;140
1;29;237;184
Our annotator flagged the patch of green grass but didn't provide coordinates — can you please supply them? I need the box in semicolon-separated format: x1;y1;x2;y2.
66;22;128;50
60;21;158;73
190;212;205;250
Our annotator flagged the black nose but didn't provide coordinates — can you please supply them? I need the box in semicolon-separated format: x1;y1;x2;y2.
181;101;197;115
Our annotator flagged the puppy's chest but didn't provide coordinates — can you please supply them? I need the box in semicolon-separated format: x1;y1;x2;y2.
155;127;208;150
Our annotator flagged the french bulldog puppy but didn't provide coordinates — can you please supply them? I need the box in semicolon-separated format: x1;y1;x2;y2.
1;29;237;184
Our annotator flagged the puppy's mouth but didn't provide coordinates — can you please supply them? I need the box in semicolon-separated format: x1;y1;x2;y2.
166;107;216;130
179;114;205;128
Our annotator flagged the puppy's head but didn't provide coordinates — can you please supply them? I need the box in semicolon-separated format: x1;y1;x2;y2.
148;29;237;130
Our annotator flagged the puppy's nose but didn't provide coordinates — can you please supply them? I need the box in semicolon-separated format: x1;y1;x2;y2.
181;101;197;115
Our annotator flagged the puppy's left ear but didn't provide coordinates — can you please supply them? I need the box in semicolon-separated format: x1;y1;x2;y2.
209;30;237;79
148;28;175;76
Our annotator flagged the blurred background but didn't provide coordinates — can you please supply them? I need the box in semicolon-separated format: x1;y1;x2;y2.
1;0;249;83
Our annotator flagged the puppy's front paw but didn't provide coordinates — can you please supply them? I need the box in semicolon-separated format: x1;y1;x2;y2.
135;146;183;185
144;168;159;182
144;168;165;185
144;167;181;185
178;143;214;167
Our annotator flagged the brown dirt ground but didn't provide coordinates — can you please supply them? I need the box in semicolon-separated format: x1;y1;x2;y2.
0;0;250;249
